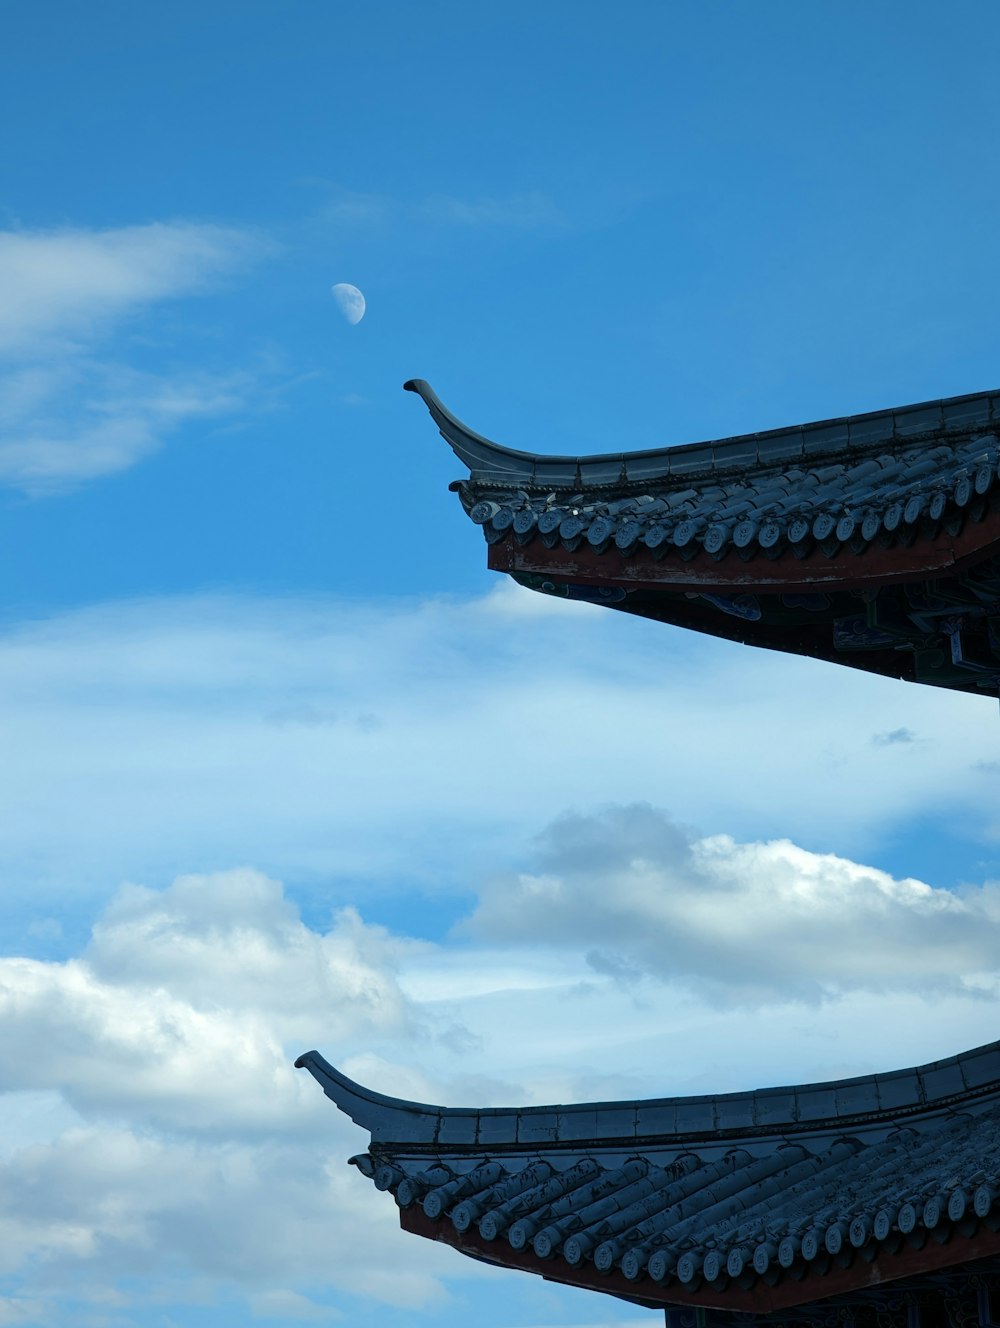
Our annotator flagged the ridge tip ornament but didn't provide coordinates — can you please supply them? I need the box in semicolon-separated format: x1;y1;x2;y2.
331;282;366;325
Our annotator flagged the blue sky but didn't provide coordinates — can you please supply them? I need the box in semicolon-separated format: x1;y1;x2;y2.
2;3;1000;1326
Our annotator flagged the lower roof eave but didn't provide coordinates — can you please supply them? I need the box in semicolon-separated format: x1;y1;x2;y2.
486;521;1000;594
298;1044;1000;1307
399;1205;1000;1314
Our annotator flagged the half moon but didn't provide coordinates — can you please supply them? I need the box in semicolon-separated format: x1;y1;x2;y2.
331;283;366;325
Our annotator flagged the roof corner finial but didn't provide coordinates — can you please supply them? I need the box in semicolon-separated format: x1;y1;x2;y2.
402;380;539;478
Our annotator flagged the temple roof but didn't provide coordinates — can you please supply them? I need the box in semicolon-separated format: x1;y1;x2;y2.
404;381;1000;698
404;379;1000;496
296;1039;1000;1314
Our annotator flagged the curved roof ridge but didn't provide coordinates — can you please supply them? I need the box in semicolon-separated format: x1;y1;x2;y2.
403;378;1000;485
404;379;549;474
296;1037;1000;1147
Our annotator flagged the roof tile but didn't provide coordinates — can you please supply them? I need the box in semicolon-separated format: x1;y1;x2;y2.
957;1044;1000;1089
894;405;943;436
555;1109;601;1142
794;1086;841;1122
803;423;850;454
944;397;992;429
848;414;896;445
920;1060;968;1101
436;1114;479;1146
875;1071;924;1111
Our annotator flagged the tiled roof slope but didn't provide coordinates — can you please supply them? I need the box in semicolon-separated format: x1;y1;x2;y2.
296;1039;1000;1313
405;381;1000;698
404;380;1000;568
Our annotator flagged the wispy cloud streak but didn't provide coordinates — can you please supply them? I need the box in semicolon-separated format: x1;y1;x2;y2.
0;222;267;491
0;586;995;911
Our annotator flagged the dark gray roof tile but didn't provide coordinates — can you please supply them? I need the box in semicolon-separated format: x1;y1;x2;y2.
794;1086;841;1122
624;453;673;483
515;1111;560;1145
753;1090;799;1126
713;438;760;467
944;397;992;428
436;1113;479;1146
673;1100;718;1134
894;405;944;436
555;1108;601;1142
417;382;1000;578
803;423;850;454
849;414;896;445
533;460;579;486
579;458;624;486
593;1106;638;1138
875;1071;924;1111
666;448;715;477
834;1079;881;1116
709;1095;756;1132
921;1060;969;1101
957;1044;1000;1089
757;431;805;464
635;1104;679;1136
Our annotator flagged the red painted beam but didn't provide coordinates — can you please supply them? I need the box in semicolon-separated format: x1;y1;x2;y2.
487;517;1000;595
400;1207;1000;1314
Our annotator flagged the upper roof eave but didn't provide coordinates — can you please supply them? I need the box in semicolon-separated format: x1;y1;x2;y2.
296;1036;1000;1149
403;379;1000;489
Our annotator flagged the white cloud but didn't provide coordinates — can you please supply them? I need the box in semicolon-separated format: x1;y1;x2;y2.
0;585;996;1325
249;1288;338;1321
0;872;461;1320
0;222;261;355
0;870;419;1133
0;222;265;490
0;1123;452;1309
0;1296;45;1327
0;586;995;910
464;803;1000;1003
397;936;1000;1112
0;359;250;488
0;852;997;1322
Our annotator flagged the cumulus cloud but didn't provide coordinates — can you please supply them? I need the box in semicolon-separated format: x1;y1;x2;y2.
0;222;266;490
0;1123;452;1312
0;869;420;1132
464;804;1000;1004
0;871;466;1321
0;855;998;1322
0;586;997;1324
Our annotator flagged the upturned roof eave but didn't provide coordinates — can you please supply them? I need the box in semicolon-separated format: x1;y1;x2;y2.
404;378;1000;487
299;1046;1000;1310
296;1037;1000;1151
